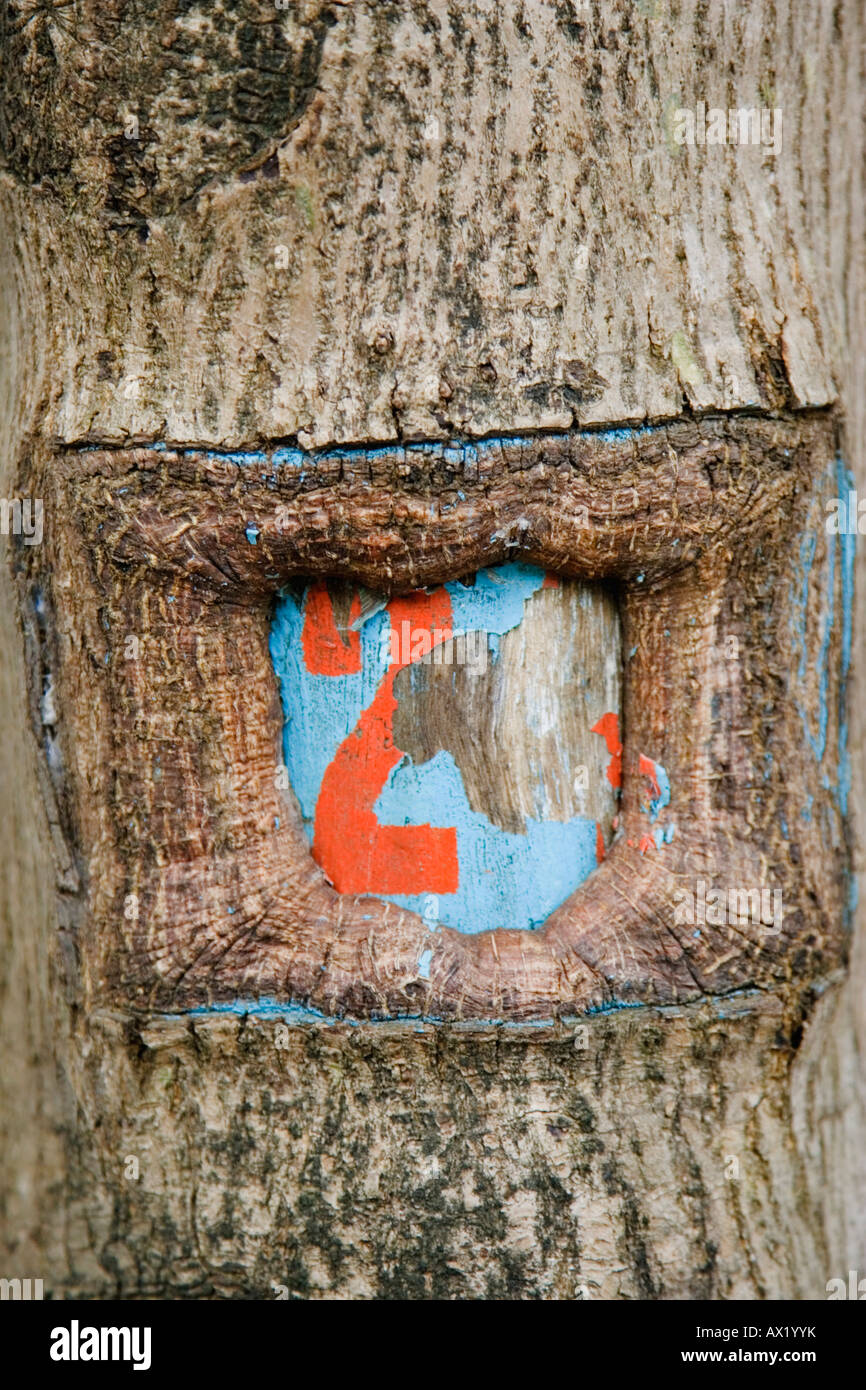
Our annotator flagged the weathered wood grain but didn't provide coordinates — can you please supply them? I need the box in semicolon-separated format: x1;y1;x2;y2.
391;577;621;836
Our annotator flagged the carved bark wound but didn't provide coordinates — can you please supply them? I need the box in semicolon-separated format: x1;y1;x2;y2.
33;410;848;1020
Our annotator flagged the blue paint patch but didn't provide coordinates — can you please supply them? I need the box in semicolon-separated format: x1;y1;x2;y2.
835;456;855;817
179;995;653;1027
594;427;652;444
104;421;665;476
652;821;676;849
448;564;551;634
847;873;859;927
375;750;599;933
644;760;670;821
271;447;307;469
789;456;856;820
187;998;342;1025
270;603;388;823
208;450;268;467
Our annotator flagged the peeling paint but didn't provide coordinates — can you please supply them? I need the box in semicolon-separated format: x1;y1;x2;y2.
270;564;618;934
789;455;855;820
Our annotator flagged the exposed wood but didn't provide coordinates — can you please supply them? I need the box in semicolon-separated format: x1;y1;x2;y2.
391;576;621;836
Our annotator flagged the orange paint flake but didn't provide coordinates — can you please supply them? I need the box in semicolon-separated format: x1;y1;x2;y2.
638;753;661;802
592;711;622;789
595;820;606;864
301;582;362;676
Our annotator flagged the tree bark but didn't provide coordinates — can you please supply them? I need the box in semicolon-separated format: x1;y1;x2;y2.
1;0;864;1299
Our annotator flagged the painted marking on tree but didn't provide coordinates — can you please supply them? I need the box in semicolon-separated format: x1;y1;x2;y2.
592;711;623;789
313;586;459;896
270;564;622;933
302;582;363;676
787;453;856;840
593;716;673;854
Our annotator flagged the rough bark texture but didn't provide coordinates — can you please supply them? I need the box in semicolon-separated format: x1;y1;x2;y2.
19;413;849;1022
0;0;859;446
1;0;864;1298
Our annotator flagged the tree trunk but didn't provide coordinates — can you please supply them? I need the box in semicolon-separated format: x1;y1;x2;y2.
1;0;864;1299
